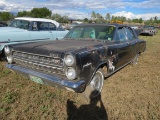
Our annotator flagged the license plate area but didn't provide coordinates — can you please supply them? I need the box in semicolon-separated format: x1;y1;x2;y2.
29;75;44;84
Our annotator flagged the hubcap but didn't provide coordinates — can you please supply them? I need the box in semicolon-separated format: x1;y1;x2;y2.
89;71;103;96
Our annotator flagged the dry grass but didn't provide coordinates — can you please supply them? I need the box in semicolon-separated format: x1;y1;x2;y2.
0;31;160;120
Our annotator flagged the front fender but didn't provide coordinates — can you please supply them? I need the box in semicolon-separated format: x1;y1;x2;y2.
79;47;108;84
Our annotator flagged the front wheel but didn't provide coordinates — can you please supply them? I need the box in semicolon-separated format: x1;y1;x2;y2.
83;68;104;100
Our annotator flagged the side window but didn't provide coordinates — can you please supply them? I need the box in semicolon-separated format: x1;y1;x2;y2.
32;22;49;31
38;22;49;30
9;20;30;30
125;27;135;40
49;23;56;30
32;22;38;30
117;27;126;42
66;27;83;38
83;28;95;39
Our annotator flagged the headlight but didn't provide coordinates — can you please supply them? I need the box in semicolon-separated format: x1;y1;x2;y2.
4;46;11;55
7;55;13;64
65;67;76;80
64;54;75;66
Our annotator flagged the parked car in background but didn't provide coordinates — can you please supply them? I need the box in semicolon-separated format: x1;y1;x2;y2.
65;23;79;30
6;24;146;100
140;25;157;36
0;21;8;27
0;17;68;58
130;25;143;36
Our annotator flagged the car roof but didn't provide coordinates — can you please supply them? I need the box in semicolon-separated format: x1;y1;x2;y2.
15;17;59;27
74;23;129;28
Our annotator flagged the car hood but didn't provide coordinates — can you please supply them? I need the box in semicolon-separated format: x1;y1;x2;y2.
11;39;104;57
0;27;26;32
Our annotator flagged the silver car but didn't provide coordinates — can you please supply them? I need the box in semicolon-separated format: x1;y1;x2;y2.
141;26;157;36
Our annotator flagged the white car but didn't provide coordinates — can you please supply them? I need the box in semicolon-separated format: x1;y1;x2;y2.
0;17;68;57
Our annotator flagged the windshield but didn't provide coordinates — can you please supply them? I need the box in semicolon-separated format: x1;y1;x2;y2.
143;26;155;29
65;26;115;41
8;19;31;30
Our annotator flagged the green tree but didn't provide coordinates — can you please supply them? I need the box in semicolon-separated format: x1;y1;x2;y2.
17;11;30;17
154;16;158;23
51;14;69;23
111;15;116;20
127;18;132;23
52;13;61;22
96;13;104;23
121;16;126;22
139;18;143;23
62;16;69;23
83;18;89;23
30;7;52;18
132;18;139;23
105;13;110;23
0;12;11;21
91;11;96;22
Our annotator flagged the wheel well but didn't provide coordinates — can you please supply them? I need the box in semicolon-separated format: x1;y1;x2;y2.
2;49;5;57
138;52;141;55
0;49;6;61
98;63;108;77
89;63;108;85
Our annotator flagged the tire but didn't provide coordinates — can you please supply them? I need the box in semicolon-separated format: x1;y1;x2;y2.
83;68;104;100
0;50;6;61
132;54;139;65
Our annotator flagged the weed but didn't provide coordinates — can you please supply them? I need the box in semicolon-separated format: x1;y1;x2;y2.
3;92;15;104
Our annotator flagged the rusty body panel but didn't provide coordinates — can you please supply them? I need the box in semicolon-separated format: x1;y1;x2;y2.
6;24;146;93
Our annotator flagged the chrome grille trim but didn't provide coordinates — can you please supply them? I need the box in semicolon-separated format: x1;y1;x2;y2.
14;58;64;75
12;51;64;75
12;50;60;58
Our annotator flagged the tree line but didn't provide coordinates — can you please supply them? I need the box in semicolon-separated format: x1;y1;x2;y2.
89;11;160;25
0;8;160;25
0;7;69;23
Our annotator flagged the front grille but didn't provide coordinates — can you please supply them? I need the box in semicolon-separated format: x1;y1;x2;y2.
12;51;64;75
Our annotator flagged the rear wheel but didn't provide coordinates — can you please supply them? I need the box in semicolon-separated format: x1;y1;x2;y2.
83;68;104;100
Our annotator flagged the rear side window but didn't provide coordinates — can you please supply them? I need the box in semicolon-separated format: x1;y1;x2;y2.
49;23;56;30
38;22;49;30
117;27;126;42
125;28;135;40
32;22;56;31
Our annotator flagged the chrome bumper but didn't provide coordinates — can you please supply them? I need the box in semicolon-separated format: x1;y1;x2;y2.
6;64;86;93
141;31;153;35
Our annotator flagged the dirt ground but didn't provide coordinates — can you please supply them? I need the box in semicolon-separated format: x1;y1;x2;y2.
0;31;160;120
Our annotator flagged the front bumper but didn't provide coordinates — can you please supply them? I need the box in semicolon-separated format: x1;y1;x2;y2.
6;64;86;93
141;30;154;35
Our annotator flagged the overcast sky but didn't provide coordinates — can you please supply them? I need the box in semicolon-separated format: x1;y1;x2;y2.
0;0;160;20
